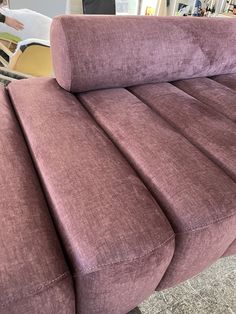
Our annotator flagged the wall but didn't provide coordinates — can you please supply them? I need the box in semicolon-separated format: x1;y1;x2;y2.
9;0;68;17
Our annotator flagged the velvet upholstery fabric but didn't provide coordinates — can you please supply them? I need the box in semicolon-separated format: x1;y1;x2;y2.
173;78;236;121
78;87;236;289
211;73;236;91
2;15;236;314
129;82;236;181
51;15;236;92
8;78;175;314
0;87;75;314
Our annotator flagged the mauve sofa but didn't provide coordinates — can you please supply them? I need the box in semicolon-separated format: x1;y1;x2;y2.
1;15;236;314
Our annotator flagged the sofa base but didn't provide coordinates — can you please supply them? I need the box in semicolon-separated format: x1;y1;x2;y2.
128;307;142;314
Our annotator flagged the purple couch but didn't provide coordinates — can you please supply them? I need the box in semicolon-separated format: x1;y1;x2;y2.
1;15;236;314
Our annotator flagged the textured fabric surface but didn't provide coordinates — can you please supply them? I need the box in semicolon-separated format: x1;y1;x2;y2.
211;73;236;91
8;78;175;314
3;14;236;314
79;87;236;289
173;78;236;121
0;87;75;313
2;279;75;314
129;82;236;181
51;15;236;92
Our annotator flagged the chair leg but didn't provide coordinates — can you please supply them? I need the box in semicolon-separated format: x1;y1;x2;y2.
127;307;142;314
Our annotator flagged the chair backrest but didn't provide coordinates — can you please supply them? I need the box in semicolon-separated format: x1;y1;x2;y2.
51;15;236;93
0;32;21;59
9;43;53;77
0;32;22;44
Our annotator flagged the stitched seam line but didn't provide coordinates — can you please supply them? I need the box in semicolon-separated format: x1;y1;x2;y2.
176;211;236;235
1;271;70;308
81;212;236;274
82;234;175;274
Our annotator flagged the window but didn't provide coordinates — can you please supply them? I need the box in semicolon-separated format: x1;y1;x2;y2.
116;0;159;15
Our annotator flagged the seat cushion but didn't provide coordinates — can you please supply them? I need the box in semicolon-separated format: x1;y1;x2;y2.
130;82;236;181
8;78;175;314
0;86;75;314
78;84;236;289
173;77;236;121
211;73;236;91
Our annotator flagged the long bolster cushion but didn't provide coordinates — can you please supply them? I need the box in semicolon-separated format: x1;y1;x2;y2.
0;86;75;314
51;15;236;92
8;78;175;314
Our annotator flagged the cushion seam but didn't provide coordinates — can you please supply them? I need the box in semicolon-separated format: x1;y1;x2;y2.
81;212;236;275
176;211;236;234
129;87;236;183
81;234;175;275
0;271;70;308
172;79;236;122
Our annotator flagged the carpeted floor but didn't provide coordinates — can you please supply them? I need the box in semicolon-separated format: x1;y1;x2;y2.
137;255;236;314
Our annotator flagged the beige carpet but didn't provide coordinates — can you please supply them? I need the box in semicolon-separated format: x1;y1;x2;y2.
138;255;236;314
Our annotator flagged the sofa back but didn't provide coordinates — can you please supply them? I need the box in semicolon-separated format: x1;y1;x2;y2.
51;15;236;92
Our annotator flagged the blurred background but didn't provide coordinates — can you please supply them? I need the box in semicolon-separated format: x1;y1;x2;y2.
6;0;236;18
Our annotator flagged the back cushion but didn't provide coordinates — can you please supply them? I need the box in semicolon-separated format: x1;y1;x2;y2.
51;15;236;92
